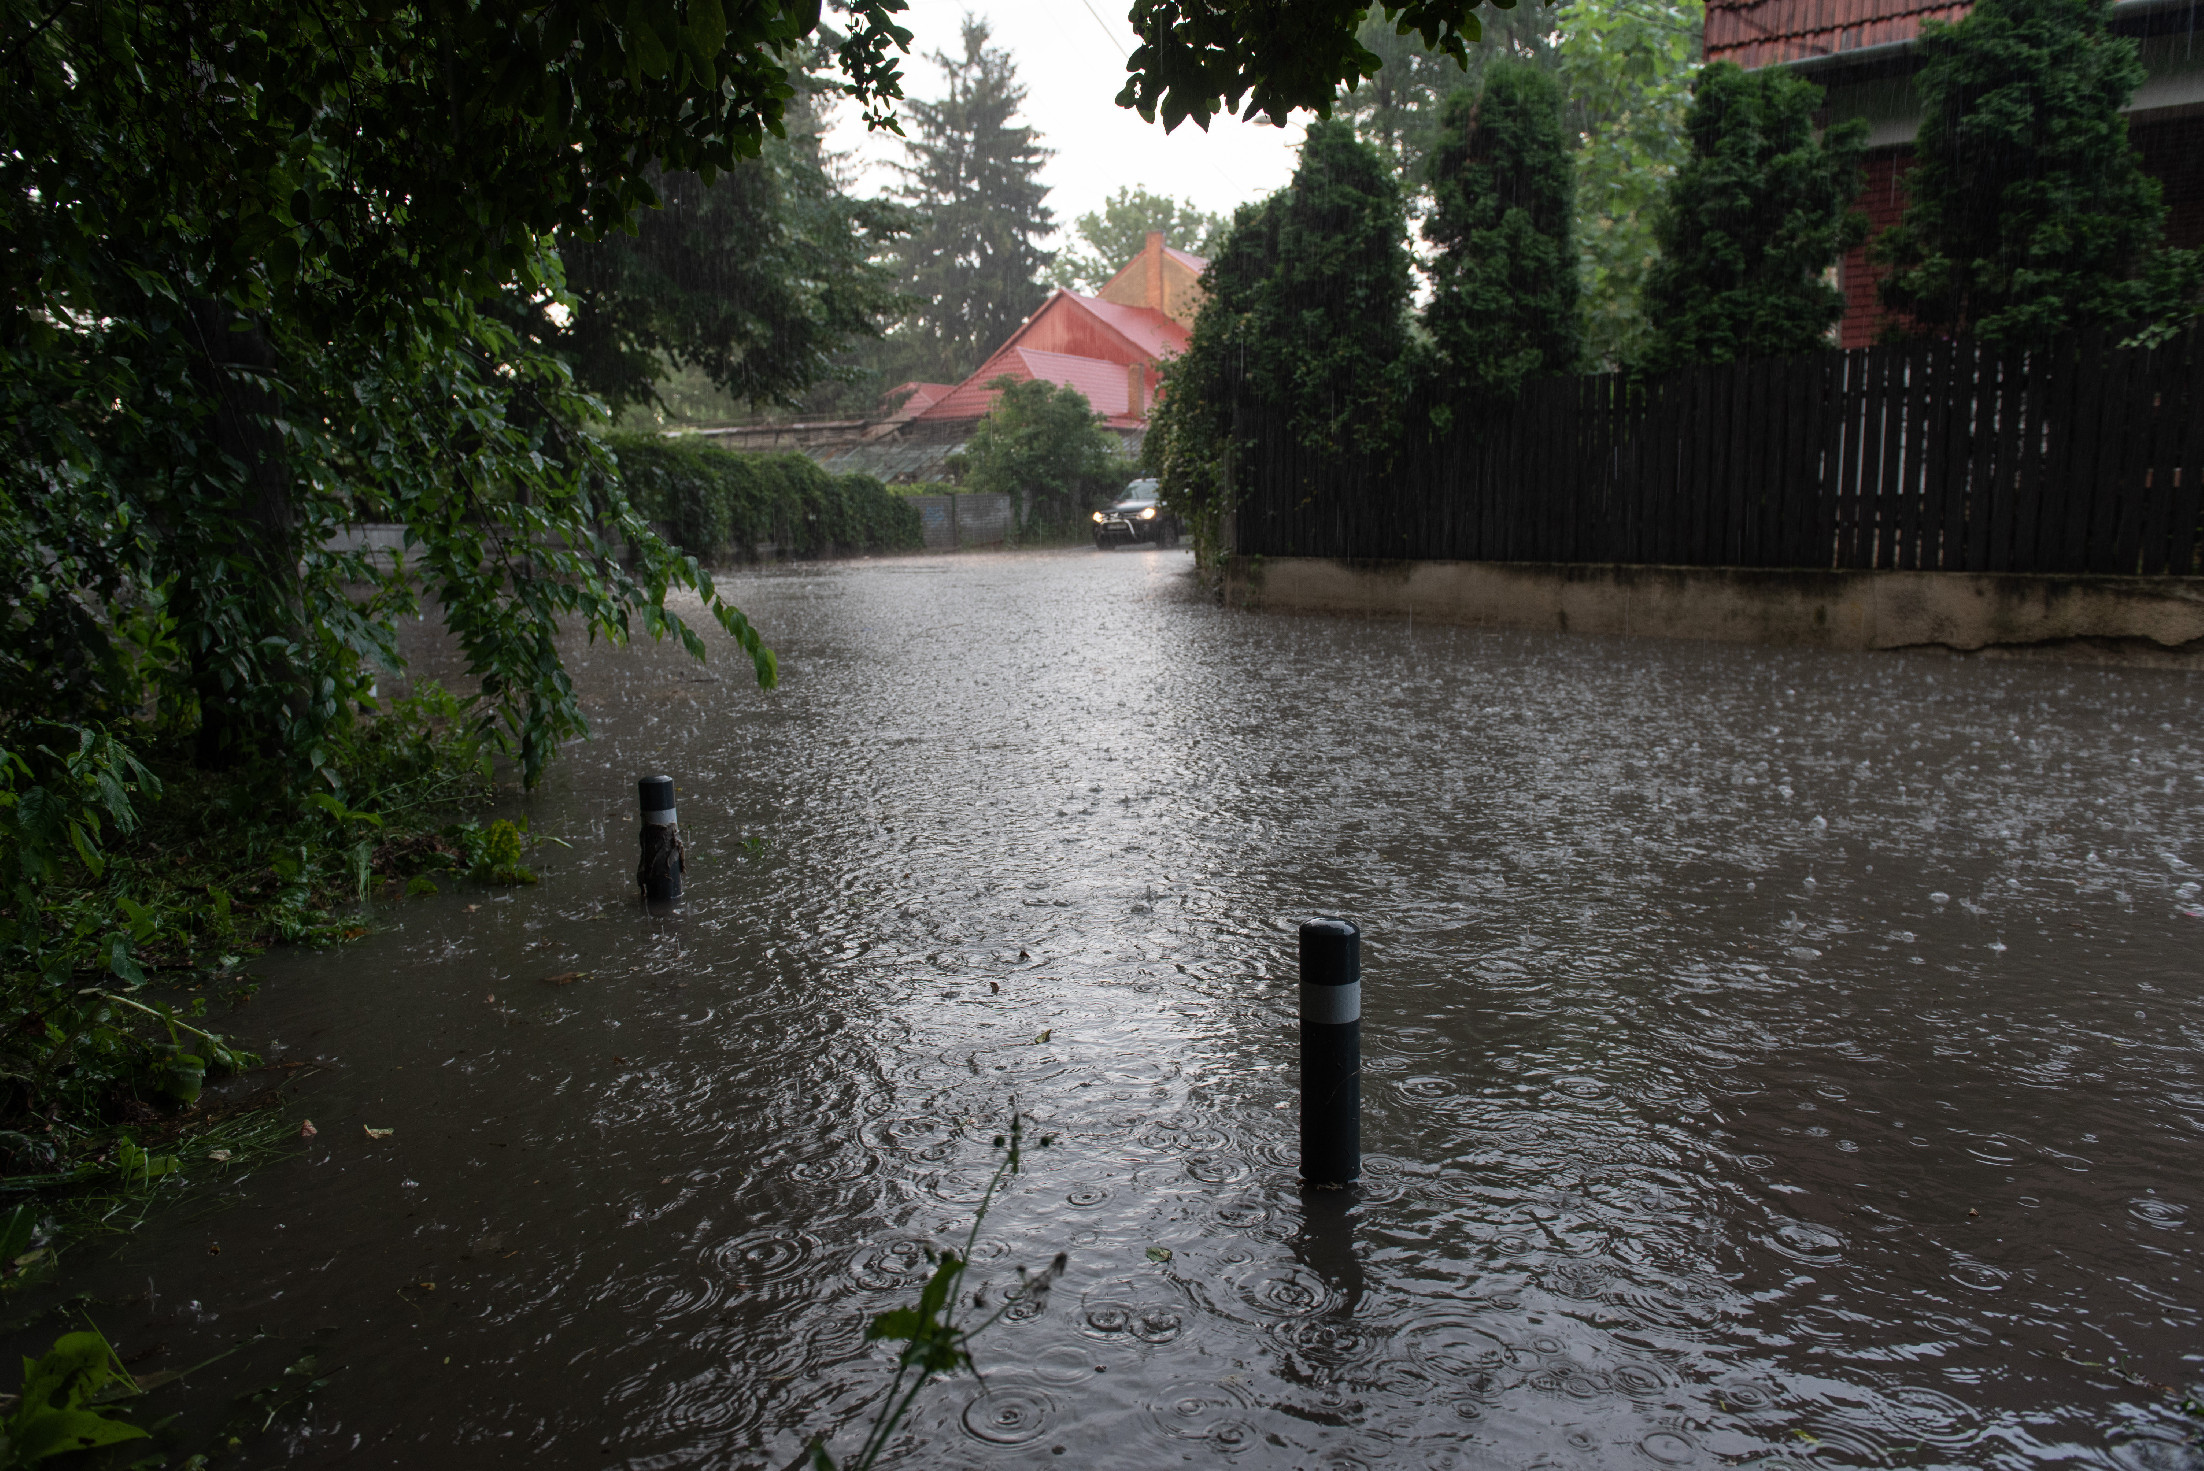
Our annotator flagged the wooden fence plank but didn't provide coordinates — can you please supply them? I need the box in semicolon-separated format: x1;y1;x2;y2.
1962;345;2002;571
1873;344;1914;570
2173;323;2204;576
1819;350;1858;570
2002;340;2047;574
1234;334;2199;580
2058;330;2115;575
2103;343;2153;575
1918;338;1958;570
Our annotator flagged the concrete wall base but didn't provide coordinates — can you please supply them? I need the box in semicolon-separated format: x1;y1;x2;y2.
1219;557;2204;669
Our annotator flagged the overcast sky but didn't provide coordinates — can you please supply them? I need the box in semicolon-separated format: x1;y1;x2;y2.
822;0;1308;250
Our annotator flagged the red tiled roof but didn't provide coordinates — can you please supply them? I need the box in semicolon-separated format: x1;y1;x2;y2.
1066;293;1190;360
916;347;1149;425
1706;0;1970;67
912;290;1185;425
1164;245;1210;273
881;381;955;421
1014;349;1139;417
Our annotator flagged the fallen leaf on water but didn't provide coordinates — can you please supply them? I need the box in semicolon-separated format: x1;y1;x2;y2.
466;904;480;913
298;1119;317;1139
543;972;583;986
989;981;1000;994
1146;1247;1173;1264
364;1127;394;1140
205;1149;232;1163
1033;1029;1051;1045
1019;950;1030;960
613;1055;628;1064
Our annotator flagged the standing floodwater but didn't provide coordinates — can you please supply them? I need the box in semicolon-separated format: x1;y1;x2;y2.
18;548;2201;1468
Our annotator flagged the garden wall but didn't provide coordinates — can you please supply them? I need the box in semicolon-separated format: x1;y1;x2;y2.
1219;557;2204;668
904;493;1013;549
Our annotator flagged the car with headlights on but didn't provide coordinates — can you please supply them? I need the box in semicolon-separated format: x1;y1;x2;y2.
1092;480;1181;549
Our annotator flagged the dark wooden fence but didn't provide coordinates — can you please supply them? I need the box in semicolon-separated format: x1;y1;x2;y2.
1233;323;2204;576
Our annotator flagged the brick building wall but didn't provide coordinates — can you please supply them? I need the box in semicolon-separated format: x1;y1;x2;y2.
1838;115;2204;347
1839;149;1914;348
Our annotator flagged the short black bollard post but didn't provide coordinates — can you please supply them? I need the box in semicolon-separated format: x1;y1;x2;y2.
637;774;683;905
1299;917;1361;1188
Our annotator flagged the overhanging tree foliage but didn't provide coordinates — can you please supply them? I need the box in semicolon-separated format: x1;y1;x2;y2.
1120;0;1505;129
1331;3;1555;201
1873;0;2201;343
540;86;910;417
1422;60;1582;404
1641;61;1866;371
2;0;921;779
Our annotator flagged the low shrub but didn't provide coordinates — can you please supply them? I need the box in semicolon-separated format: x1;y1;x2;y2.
609;434;924;561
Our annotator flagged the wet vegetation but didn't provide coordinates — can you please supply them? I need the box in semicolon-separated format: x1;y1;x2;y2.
795;1110;1066;1471
1150;0;2200;565
609;436;925;564
955;379;1137;538
0;689;529;1270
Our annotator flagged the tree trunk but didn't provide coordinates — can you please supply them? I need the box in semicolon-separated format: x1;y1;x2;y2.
184;301;306;767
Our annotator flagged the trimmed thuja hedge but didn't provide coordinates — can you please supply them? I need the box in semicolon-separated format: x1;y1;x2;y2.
610;433;923;560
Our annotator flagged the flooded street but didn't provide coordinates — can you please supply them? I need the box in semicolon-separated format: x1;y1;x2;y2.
23;547;2204;1468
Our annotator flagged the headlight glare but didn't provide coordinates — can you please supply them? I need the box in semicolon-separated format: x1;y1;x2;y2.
1091;511;1105;523
1139;507;1157;519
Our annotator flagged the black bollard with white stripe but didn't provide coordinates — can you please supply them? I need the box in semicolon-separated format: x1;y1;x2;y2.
1299;917;1361;1187
637;775;684;904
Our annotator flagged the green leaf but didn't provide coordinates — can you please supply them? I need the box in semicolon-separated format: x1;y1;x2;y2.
107;938;146;987
0;1206;36;1266
7;1405;151;1461
627;0;674;77
5;1332;150;1464
64;820;104;879
865;1308;923;1341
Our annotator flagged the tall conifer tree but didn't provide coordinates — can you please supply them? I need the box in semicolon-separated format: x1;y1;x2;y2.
1145;122;1413;556
1423;61;1582;404
1641;62;1865;371
1873;0;2200;342
1263;122;1417;453
1333;7;1557;201
885;19;1056;384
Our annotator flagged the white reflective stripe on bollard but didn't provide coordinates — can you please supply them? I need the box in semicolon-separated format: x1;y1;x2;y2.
1300;980;1361;1025
642;809;678;827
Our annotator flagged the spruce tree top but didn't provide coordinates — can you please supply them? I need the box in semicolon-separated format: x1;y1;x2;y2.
889;20;1057;385
1874;0;2201;342
1422;60;1582;403
1641;62;1866;373
1267;122;1417;453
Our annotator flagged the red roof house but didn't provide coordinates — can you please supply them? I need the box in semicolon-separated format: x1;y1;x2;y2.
1707;0;2204;346
732;232;1211;482
912;231;1206;430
